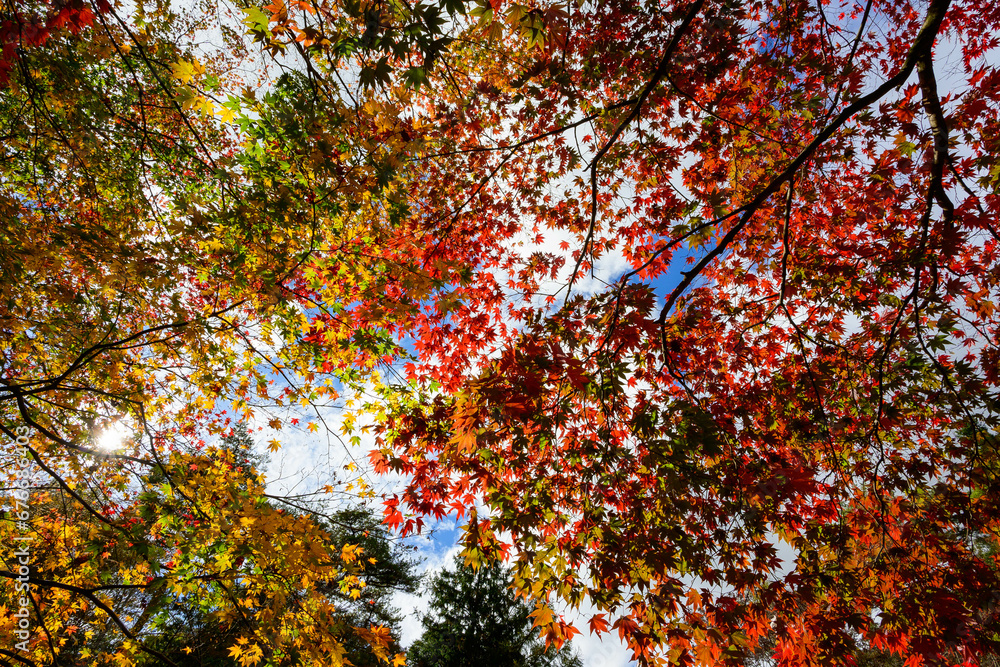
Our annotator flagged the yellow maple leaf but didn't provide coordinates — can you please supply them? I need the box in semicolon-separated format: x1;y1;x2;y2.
240;643;263;666
341;543;362;563
529;604;554;629
203;238;225;253
171;59;196;84
217;105;236;123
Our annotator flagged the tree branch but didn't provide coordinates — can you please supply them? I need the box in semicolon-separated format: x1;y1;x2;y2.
657;0;953;355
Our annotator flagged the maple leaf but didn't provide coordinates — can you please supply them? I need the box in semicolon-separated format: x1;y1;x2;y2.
588;613;609;635
528;604;554;629
8;0;1000;664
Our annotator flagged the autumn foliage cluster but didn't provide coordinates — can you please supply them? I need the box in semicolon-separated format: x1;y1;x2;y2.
2;0;1000;664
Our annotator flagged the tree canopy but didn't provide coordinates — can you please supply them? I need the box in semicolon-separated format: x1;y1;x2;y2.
3;0;1000;664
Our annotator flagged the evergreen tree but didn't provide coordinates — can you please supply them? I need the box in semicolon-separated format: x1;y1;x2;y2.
137;505;420;667
137;427;419;666
408;557;582;667
320;506;422;667
219;421;269;482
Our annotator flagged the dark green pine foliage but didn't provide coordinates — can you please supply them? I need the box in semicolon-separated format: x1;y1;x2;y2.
220;421;269;480
408;557;583;667
321;506;422;667
139;425;420;666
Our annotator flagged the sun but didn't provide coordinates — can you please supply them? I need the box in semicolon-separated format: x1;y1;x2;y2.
95;420;132;452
